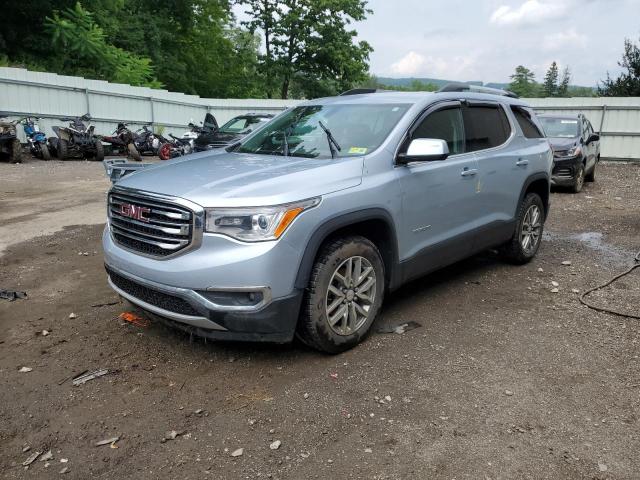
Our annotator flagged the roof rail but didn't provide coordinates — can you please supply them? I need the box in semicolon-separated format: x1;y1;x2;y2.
438;82;519;99
339;88;389;96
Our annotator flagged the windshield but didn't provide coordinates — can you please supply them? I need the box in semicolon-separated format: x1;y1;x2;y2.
236;103;411;159
539;117;580;138
219;116;269;134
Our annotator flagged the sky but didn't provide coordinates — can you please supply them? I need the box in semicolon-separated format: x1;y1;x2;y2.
354;0;640;86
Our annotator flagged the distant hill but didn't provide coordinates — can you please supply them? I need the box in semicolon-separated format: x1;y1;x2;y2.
376;77;592;93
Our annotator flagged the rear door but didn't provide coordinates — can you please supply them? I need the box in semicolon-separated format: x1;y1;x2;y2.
396;101;481;279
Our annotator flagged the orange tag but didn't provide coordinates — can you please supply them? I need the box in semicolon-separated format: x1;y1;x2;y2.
118;312;150;327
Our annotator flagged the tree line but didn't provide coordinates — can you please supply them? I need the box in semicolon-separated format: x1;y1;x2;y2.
0;0;372;99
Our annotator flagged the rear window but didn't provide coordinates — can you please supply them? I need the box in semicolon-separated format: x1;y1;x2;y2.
511;106;545;139
462;105;511;152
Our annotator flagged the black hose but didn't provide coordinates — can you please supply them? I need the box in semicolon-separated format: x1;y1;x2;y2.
579;249;640;319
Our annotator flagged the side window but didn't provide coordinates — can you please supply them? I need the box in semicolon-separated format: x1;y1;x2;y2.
462;105;511;152
412;107;465;155
511;106;545;139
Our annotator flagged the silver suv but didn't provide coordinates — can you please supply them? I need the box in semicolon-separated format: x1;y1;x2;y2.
103;86;552;353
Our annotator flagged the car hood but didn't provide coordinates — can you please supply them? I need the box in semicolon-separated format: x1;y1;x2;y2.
548;137;578;151
116;151;364;207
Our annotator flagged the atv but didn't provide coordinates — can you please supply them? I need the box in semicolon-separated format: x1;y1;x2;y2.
49;114;104;161
100;123;142;161
0;113;22;163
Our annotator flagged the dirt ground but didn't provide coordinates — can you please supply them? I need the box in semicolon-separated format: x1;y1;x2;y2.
1;158;639;480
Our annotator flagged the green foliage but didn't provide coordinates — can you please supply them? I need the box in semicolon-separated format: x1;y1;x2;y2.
558;67;571;97
599;37;640;96
239;0;372;99
509;65;540;97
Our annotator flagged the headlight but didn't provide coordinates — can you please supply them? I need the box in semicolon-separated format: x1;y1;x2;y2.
205;197;320;242
567;146;582;157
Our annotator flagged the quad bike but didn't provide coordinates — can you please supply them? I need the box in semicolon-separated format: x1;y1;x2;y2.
101;123;141;161
21;117;51;160
49;114;104;161
133;125;167;156
0;114;23;163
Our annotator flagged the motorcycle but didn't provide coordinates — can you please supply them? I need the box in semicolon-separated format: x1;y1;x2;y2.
49;114;104;161
101;123;142;161
0;113;22;163
158;134;193;160
133;125;167;156
21;117;51;160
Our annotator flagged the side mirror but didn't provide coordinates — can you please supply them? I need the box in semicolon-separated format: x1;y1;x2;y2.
397;138;449;164
586;133;600;144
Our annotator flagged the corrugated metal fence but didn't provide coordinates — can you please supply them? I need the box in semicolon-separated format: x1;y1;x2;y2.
0;67;297;142
525;97;640;161
1;68;638;161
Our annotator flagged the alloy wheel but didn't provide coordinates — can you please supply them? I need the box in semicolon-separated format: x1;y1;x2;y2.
521;204;542;254
325;256;377;336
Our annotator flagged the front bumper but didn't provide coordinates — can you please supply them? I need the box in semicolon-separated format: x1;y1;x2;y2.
551;156;581;186
106;263;302;343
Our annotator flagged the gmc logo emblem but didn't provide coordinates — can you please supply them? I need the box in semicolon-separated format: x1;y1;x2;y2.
120;203;151;222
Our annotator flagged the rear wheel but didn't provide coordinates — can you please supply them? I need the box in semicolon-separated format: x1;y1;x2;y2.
158;142;172;160
500;193;545;264
572;164;585;193
10;139;22;163
57;138;68;160
40;143;51;160
297;236;385;354
94;139;104;161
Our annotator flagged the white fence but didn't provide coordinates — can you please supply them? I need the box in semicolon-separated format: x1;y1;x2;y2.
0;67;297;142
524;97;640;161
1;68;638;161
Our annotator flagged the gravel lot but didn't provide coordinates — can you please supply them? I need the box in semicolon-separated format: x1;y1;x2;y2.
1;158;639;479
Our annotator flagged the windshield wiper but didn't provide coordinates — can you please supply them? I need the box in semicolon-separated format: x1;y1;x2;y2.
282;126;290;156
318;121;341;159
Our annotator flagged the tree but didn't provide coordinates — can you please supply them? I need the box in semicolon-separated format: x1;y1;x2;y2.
239;0;373;99
558;66;571;97
509;65;538;97
542;61;559;97
599;36;640;96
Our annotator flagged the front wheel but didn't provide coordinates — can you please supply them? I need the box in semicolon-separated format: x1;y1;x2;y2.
158;143;172;160
571;164;585;193
57;138;68;160
10;139;22;163
297;236;385;354
127;143;142;161
500;193;545;264
93;139;104;161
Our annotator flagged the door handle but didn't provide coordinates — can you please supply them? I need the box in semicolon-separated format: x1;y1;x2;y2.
460;168;478;177
516;159;529;167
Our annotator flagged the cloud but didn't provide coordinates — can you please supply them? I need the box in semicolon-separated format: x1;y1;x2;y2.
542;29;588;50
390;51;426;76
389;51;478;79
490;1;570;26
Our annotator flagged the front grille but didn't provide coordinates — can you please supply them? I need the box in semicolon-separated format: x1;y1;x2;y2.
553;167;573;178
108;190;194;257
553;150;570;158
107;267;201;317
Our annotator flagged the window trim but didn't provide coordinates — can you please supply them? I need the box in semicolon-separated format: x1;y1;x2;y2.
510;105;545;139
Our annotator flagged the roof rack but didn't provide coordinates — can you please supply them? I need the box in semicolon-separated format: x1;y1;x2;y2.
438;82;519;99
339;88;390;96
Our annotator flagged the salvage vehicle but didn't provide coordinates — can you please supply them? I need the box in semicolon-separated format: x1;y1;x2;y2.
193;113;273;151
101;123;141;161
103;86;552;353
538;114;600;193
0;114;22;163
21;117;51;160
49;114;104;161
133;125;167;157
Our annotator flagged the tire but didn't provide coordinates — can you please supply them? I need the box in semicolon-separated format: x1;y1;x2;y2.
297;236;385;354
585;160;596;183
10;139;22;163
40;143;51;161
571;163;585;193
158;143;172;161
128;143;142;161
57;138;68;160
500;193;545;265
94;139;105;161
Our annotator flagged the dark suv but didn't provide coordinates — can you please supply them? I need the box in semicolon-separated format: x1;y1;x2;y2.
538;114;600;193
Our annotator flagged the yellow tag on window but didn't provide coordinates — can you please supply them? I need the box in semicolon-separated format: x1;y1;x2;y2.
348;147;368;154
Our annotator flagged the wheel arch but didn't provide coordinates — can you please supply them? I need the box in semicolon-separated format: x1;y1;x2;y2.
518;173;550;219
294;208;401;292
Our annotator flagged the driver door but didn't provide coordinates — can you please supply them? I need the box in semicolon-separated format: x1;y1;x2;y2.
396;101;481;281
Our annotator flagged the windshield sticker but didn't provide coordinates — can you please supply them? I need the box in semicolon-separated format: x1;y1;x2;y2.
561;120;578;124
348;147;368;154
